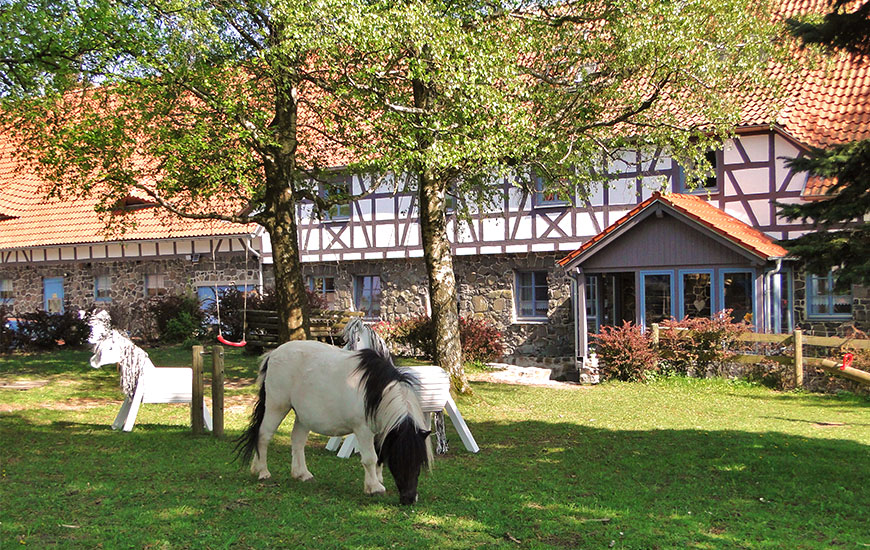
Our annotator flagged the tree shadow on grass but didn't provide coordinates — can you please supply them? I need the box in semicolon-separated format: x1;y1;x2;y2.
2;410;869;549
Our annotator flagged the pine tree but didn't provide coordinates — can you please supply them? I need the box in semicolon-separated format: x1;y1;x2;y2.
777;1;870;289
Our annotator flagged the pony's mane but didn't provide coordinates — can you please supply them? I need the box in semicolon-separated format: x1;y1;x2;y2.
355;349;419;423
355;349;433;471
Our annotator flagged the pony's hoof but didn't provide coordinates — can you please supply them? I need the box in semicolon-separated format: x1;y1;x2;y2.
257;471;272;481
365;483;386;495
293;472;314;482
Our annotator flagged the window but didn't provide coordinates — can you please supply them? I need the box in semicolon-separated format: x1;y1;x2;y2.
807;271;852;318
0;279;12;304
322;176;351;221
43;277;64;314
197;284;255;322
145;273;167;297
445;191;457;214
533;173;568;207
94;275;112;302
641;271;674;327
516;271;549;320
307;275;337;309
680;271;712;318
354;275;381;318
722;271;754;324
585;274;599;334
677;149;718;193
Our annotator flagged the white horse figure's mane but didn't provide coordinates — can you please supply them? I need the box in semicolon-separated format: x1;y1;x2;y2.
88;311;154;399
342;317;392;359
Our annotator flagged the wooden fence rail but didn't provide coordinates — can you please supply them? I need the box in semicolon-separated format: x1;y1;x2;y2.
246;309;365;349
650;324;870;387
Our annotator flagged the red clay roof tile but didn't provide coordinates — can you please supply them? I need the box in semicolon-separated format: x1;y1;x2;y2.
558;192;789;267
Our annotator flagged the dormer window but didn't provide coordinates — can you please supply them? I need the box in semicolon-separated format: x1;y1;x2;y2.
115;196;157;211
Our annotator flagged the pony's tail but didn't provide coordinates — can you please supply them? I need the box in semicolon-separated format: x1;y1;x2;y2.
233;356;270;464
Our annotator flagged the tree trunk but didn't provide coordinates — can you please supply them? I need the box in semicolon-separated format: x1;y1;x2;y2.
418;168;471;394
263;203;310;342
263;74;309;342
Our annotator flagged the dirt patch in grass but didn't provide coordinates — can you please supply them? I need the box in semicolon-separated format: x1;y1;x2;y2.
468;371;594;390
0;379;50;390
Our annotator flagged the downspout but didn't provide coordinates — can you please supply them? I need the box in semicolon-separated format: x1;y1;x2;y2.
571;266;588;365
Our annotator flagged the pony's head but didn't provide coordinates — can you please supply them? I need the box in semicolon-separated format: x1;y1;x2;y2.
378;417;431;505
356;348;432;505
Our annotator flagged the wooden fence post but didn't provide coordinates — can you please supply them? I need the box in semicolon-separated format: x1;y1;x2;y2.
793;329;803;389
212;344;224;438
651;323;660;346
192;345;205;435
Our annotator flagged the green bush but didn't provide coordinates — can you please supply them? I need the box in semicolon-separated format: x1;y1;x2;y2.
12;306;90;350
163;311;201;343
147;293;205;342
0;305;13;352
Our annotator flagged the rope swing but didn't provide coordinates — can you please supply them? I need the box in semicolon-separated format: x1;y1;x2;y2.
212;237;249;348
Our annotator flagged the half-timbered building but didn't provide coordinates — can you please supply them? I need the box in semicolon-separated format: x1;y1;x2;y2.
1;0;867;374
289;0;870;373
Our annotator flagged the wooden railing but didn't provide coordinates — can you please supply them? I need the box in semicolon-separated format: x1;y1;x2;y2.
246;309;365;349
650;324;870;387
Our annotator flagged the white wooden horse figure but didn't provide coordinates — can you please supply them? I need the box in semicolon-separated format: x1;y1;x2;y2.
328;317;479;457
235;340;432;505
86;310;212;432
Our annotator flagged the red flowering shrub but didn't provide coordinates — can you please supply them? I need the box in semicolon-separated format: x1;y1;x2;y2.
657;311;747;376
592;321;659;382
460;317;503;363
386;315;503;363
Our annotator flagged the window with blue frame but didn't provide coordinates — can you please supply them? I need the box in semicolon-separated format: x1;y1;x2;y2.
807;271;852;318
0;279;12;305
516;271;549;319
680;271;712;318
94;275;111;302
354;275;381;318
533;173;569;207
676;149;719;193
197;284;255;310
585;275;599;333
641;271;673;327
307;275;337;309
722;271;754;324
322;175;351;221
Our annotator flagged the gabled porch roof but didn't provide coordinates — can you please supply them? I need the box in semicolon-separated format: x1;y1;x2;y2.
559;192;789;269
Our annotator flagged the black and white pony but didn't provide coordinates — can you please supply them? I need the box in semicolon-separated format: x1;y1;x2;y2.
235;338;433;505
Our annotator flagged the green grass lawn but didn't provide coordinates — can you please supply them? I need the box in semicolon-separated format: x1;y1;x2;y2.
1;346;868;549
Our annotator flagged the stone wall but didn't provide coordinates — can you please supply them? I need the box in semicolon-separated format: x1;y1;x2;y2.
793;272;870;337
298;252;576;367
0;254;253;337
2;250;575;363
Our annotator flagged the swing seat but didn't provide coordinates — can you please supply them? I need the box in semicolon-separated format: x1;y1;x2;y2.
217;334;246;348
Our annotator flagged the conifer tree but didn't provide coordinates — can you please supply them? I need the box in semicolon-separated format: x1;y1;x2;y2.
777;1;870;288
